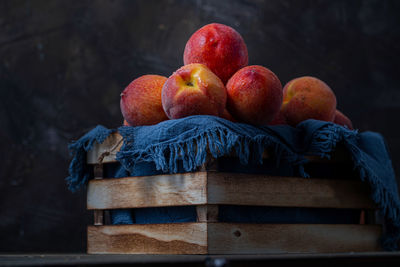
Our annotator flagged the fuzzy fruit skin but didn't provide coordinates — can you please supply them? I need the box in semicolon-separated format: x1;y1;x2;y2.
220;108;237;122
281;76;337;126
123;119;130;126
120;75;168;126
226;65;283;126
269;110;287;125
184;23;248;84
162;63;227;119
334;110;353;129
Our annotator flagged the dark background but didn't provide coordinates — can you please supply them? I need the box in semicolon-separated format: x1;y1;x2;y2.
0;0;399;252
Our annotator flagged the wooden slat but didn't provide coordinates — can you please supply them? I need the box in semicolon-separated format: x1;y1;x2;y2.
207;223;382;254
196;205;219;222
87;172;207;210
87;223;381;254
207;172;376;209
87;132;123;164
88;171;376;210
93;164;104;226
87;223;208;254
94;209;104;225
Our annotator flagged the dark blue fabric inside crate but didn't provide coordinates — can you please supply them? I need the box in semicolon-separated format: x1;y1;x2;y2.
67;115;400;250
219;206;360;224
114;206;361;224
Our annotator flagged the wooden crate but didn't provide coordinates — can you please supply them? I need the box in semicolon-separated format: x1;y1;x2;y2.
86;132;381;254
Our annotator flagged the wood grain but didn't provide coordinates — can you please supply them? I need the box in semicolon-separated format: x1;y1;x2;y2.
196;205;219;223
94;211;104;226
207;223;382;254
93;164;104;226
87;223;381;254
87;172;207;209
88;171;375;210
87;133;123;164
87;223;208;254
207;172;376;209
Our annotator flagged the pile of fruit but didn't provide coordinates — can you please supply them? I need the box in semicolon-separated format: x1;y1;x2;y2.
120;23;353;129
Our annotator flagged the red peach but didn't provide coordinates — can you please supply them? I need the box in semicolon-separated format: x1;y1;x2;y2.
281;76;337;126
334;110;353;129
161;63;227;119
226;65;283;126
120;75;168;126
269;110;287;125
220;108;237;122
184;23;248;84
123;119;131;126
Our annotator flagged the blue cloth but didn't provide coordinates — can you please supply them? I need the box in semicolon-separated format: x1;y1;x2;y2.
66;125;114;192
219;206;361;224
66;115;400;250
116;116;308;175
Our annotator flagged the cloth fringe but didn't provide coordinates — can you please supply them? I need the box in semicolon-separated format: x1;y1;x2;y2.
309;123;400;250
116;125;307;177
65;125;115;192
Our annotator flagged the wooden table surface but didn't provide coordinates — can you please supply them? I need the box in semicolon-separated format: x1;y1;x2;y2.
1;252;400;266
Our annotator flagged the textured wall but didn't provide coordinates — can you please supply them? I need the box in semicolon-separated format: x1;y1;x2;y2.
0;0;399;252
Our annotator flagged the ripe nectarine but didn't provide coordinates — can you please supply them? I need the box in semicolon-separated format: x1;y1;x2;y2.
120;75;168;126
226;65;283;126
184;23;248;84
334;110;353;129
161;63;227;119
281;76;337;126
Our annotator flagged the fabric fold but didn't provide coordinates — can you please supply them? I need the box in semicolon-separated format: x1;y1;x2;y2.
66;125;115;192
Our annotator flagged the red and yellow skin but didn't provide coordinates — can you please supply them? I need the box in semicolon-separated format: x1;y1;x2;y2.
120;75;168;126
226;65;283;126
184;23;248;84
334;110;353;129
281;76;337;126
161;63;227;119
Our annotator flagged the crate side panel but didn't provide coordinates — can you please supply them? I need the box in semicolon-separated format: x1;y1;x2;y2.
87;172;207;209
87;223;208;254
208;223;382;254
87;133;123;164
208;172;376;209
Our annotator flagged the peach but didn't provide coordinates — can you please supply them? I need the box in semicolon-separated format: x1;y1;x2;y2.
269;110;287;125
120;75;168;126
184;23;248;84
161;63;227;119
334;110;353;129
123;119;131;126
281;76;337;126
226;65;283;126
220;108;237;122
